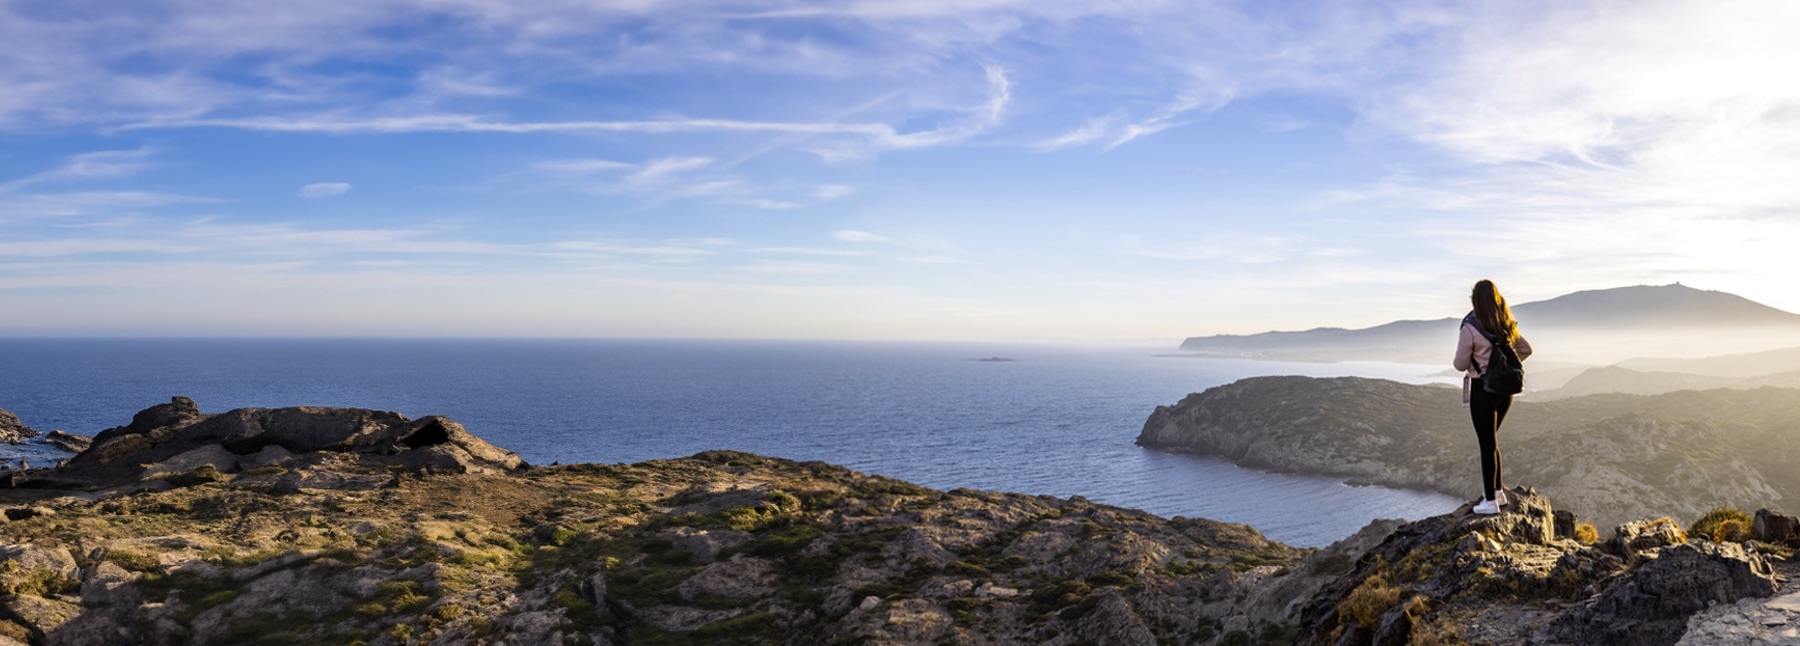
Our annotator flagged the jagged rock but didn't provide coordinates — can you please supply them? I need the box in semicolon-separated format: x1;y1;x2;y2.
270;469;304;495
93;396;201;443
1465;485;1556;544
836;597;953;644
1370;596;1417;646
141;445;240;480
1293;489;1635;645
0;594;80;639
1071;588;1158;645
42;430;91;453
1611;517;1688;560
77;562;140;608
59;399;524;488
1550;541;1780;646
1555;510;1577;540
1753;509;1798;545
0;410;35;445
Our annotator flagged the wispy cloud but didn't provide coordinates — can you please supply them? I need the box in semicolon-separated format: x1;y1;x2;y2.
0;149;155;192
0;191;220;221
750;246;871;257
298;182;351;198
624;157;713;186
812;184;856;200
832;230;889;243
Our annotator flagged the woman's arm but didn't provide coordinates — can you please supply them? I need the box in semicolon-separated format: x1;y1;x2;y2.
1515;334;1532;361
1453;323;1475;372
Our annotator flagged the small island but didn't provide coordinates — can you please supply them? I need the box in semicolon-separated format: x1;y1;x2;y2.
970;357;1017;363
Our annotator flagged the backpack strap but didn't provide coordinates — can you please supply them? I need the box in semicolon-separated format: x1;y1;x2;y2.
1463;312;1519;376
1463;312;1510;347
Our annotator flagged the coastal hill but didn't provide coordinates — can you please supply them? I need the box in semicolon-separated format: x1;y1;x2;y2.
1;398;1795;644
1537;364;1800;400
1138;376;1800;529
1177;284;1800;364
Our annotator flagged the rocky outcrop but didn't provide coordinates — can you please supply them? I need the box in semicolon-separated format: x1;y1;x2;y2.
42;431;90;453
1139;376;1800;528
1288;487;1790;646
0;409;37;444
1550;541;1780;645
40;397;524;490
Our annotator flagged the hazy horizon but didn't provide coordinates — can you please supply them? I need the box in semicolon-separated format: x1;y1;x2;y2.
6;2;1800;340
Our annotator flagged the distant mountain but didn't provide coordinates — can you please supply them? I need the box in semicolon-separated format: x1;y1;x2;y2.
1619;345;1800;378
1179;284;1800;364
1537;364;1800;400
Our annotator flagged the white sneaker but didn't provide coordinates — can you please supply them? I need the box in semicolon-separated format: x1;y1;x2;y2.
1472;500;1501;515
1494;490;1510;506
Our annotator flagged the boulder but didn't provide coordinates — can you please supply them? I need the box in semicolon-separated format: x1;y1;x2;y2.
93;396;200;443
0;544;79;597
0;594;80;640
1554;510;1577;541
1549;541;1780;646
60;399;525;487
0;409;35;444
1752;509;1798;545
43;430;91;453
1609;517;1686;560
1463;486;1557;546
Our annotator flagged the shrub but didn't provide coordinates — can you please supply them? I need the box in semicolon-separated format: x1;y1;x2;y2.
1712;519;1750;543
1691;507;1752;543
1573;522;1600;545
1337;573;1402;630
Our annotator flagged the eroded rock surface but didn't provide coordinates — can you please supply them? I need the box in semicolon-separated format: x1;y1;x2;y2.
1290;487;1788;646
41;398;524;491
0;409;37;444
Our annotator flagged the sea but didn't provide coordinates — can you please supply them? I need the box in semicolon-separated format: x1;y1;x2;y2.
0;338;1462;547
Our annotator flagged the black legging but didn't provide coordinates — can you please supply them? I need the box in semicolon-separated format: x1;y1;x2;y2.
1470;387;1512;501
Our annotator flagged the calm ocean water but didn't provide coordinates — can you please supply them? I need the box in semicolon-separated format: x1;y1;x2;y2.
0;339;1460;547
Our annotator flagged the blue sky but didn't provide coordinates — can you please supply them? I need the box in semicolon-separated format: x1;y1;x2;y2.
4;1;1799;340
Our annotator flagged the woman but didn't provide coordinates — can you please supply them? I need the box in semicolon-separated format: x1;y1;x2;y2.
1453;279;1532;515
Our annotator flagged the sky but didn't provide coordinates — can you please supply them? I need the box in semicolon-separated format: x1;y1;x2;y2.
4;0;1800;341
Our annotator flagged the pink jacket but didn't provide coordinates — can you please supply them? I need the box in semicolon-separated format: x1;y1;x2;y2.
1453;320;1532;403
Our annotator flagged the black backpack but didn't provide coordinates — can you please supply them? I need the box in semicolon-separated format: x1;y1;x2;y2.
1464;313;1524;395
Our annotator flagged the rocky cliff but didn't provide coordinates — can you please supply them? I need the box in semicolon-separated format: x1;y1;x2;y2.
0;398;1794;645
1138;376;1800;528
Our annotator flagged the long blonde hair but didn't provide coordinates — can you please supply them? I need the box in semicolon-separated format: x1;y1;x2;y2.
1471;279;1519;343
